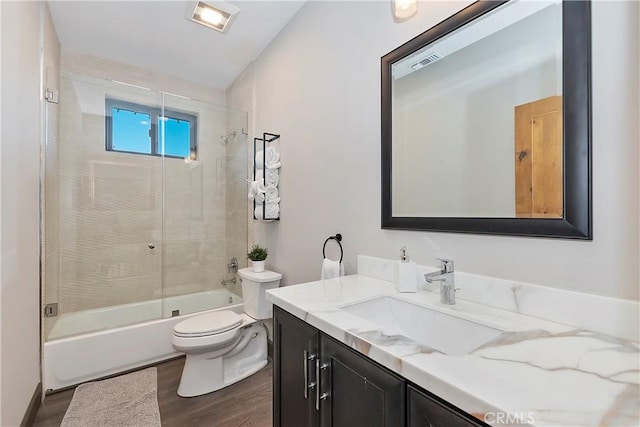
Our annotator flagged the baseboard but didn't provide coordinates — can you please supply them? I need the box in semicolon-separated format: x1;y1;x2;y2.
20;382;42;427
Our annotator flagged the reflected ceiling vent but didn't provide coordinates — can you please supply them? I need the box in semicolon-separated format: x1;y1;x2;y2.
393;0;559;80
186;0;240;34
411;53;441;70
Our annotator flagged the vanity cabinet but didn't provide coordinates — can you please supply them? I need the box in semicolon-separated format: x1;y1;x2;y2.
274;307;404;427
407;385;481;427
273;305;319;427
320;334;405;426
274;306;487;427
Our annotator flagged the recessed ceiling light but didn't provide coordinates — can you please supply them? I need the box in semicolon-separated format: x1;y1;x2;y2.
186;0;240;34
392;0;418;22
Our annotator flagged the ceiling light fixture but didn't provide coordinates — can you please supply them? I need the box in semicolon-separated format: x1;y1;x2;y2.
186;0;240;34
392;0;418;22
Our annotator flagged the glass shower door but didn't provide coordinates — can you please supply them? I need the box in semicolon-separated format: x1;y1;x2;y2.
160;94;248;318
44;73;166;340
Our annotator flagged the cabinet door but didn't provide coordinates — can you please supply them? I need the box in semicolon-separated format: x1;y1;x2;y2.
274;306;320;427
319;334;405;427
407;385;486;427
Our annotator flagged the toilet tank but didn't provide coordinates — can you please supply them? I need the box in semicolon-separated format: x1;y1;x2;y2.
238;268;282;319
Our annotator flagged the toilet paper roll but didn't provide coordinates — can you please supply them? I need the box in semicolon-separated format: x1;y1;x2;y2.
255;168;264;180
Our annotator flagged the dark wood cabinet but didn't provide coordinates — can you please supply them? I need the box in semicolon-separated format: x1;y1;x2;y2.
408;385;483;427
320;334;405;427
274;307;319;427
274;306;487;427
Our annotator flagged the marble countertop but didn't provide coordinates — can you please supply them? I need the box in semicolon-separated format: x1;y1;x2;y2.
266;275;639;427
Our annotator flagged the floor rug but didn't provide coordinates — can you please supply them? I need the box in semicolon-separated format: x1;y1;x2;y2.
61;367;161;427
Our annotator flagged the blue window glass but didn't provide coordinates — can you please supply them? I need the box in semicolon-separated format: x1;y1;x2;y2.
159;116;191;158
111;108;152;154
106;99;197;159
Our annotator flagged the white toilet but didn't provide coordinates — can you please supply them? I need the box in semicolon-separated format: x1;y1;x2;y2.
171;268;282;397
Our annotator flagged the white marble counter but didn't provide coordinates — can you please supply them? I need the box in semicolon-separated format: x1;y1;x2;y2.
266;275;639;427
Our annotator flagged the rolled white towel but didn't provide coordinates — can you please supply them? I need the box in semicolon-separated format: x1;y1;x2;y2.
265;146;280;167
255;150;264;168
265;169;279;186
321;258;344;280
254;205;264;220
265;184;279;202
255;192;265;204
247;179;265;200
265;202;280;219
266;161;281;170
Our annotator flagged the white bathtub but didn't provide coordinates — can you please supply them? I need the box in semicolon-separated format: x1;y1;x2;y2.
44;289;243;391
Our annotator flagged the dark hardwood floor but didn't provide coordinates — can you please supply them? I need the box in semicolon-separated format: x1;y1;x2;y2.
33;357;273;427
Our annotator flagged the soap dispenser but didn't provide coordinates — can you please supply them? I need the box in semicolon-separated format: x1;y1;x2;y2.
396;247;417;293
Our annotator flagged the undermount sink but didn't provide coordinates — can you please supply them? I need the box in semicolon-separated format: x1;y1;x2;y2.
340;296;503;356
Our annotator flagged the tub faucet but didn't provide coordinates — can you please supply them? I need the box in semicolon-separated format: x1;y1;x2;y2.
424;258;457;305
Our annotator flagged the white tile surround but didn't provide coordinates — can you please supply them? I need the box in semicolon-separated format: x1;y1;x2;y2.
266;256;639;427
357;255;639;342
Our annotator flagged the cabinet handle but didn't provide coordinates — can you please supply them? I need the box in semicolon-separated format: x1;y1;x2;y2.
315;359;329;411
303;350;316;399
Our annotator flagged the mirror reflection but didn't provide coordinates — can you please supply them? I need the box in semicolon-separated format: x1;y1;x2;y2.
391;1;563;218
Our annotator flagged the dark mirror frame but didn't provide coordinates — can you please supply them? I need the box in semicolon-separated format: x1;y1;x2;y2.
381;0;592;239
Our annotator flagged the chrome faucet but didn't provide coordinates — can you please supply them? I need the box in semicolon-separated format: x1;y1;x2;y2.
424;258;457;305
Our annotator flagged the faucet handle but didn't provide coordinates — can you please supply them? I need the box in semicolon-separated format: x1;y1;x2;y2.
436;258;454;273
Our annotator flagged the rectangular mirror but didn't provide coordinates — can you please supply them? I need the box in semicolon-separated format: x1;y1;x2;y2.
381;0;592;239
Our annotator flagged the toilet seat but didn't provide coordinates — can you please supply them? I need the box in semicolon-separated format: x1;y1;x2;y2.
171;312;257;355
174;311;243;338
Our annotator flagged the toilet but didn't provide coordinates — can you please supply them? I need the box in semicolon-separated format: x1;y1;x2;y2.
171;268;282;397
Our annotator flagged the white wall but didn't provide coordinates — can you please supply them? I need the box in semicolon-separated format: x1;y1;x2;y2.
0;1;43;425
244;1;639;301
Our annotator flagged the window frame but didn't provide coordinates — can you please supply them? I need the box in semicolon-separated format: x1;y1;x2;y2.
105;98;198;159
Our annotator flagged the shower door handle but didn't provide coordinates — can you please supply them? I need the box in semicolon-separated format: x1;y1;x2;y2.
148;243;155;249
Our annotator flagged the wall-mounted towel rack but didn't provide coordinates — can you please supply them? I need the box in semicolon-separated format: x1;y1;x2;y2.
322;233;343;263
253;132;281;221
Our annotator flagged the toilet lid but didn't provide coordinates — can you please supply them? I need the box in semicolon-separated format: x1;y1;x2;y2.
174;311;243;337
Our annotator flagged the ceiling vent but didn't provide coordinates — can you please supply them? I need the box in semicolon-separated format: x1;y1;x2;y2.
411;53;441;70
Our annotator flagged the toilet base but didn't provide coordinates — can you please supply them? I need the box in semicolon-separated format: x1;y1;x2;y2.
177;322;268;397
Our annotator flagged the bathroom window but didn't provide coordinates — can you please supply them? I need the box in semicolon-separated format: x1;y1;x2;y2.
105;99;198;159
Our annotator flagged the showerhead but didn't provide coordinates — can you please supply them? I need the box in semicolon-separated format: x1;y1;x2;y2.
220;131;237;144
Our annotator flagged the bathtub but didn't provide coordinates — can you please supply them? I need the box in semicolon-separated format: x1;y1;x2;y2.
44;289;243;391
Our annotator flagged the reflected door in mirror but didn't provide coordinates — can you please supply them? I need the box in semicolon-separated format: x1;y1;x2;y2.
515;95;563;218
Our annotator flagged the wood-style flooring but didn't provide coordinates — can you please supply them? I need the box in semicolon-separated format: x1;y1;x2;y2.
33;357;273;427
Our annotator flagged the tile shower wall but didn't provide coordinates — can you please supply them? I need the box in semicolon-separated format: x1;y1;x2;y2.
51;53;244;315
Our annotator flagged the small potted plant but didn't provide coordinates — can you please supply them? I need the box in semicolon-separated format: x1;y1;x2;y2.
247;244;268;273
